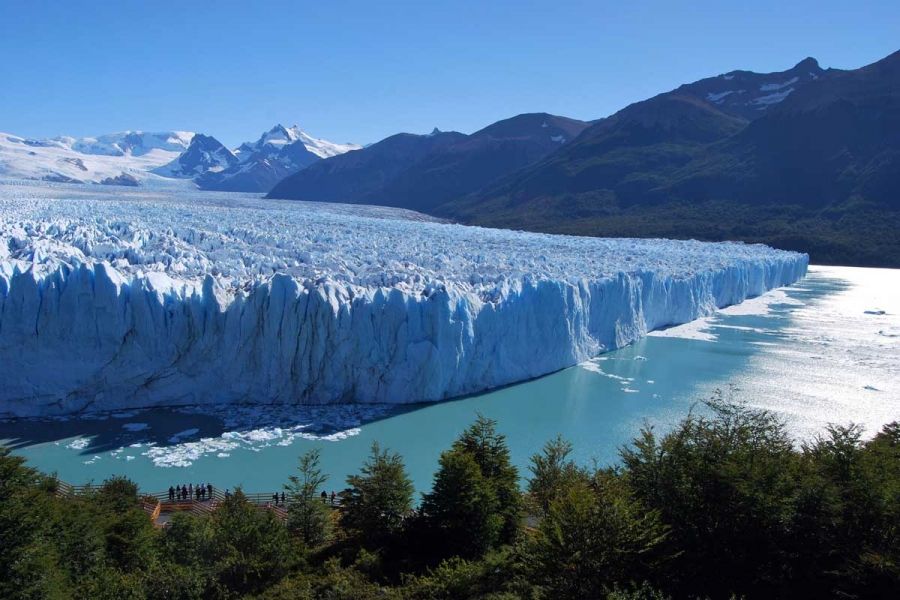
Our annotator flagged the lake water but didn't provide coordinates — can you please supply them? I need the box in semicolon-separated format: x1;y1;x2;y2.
2;266;897;496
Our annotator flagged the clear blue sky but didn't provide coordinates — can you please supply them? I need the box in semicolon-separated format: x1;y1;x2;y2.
1;0;897;146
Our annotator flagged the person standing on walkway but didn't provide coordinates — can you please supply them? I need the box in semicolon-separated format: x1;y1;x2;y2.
207;483;213;499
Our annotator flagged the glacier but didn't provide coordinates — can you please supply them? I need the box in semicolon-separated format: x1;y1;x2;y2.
0;181;808;417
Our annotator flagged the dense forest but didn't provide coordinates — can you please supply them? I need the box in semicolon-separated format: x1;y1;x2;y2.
1;397;898;599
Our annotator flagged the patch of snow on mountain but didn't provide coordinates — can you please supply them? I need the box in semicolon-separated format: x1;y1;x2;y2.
752;88;795;106
0;181;807;417
294;129;361;158
706;90;737;103
759;76;799;92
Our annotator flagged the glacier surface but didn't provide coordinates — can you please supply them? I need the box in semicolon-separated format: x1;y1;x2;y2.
0;181;808;417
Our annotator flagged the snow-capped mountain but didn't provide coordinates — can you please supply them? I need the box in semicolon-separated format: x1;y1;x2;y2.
235;124;360;160
154;134;239;178
1;125;360;191
0;131;195;185
193;124;362;192
59;130;195;157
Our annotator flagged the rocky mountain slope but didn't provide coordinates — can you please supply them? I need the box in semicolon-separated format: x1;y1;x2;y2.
267;114;591;211
437;52;900;267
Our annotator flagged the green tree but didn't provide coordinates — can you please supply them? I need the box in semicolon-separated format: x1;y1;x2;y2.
798;421;900;596
285;448;332;546
527;434;586;516
620;396;801;597
528;473;668;599
450;414;522;544
419;448;502;559
208;488;295;596
0;447;70;599
340;442;414;547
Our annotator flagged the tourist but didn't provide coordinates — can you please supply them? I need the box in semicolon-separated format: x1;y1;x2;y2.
330;491;336;505
281;491;286;505
273;492;279;505
168;486;175;501
207;483;213;499
321;490;327;503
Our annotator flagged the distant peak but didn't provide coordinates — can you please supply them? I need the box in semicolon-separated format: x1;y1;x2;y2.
794;56;820;71
429;127;442;136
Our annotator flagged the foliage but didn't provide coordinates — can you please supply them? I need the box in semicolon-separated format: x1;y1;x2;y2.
340;442;414;548
527;473;668;599
285;448;332;546
1;405;898;599
419;447;503;559
526;434;585;516
419;415;523;560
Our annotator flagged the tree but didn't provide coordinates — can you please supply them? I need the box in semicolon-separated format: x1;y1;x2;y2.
340;442;414;547
209;488;294;596
450;414;522;544
619;396;801;597
527;434;586;516
419;448;502;559
529;473;669;598
285;449;332;546
0;447;69;599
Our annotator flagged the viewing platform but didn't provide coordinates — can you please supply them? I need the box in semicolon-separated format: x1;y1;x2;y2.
53;478;341;528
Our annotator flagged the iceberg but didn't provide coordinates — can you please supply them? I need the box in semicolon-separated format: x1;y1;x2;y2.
0;182;808;417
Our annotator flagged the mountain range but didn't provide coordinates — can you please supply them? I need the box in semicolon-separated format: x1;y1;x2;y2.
267;114;591;213
0;125;360;191
2;49;898;266
268;50;900;267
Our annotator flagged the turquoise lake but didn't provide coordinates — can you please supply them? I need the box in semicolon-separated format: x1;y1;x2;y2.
2;266;898;497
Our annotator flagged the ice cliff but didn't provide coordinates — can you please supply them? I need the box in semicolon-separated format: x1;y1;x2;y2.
0;182;808;417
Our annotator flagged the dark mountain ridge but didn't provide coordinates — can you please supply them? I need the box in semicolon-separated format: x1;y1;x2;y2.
436;51;900;267
266;113;591;212
268;130;468;204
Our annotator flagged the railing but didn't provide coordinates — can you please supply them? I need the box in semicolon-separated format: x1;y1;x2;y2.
142;498;162;523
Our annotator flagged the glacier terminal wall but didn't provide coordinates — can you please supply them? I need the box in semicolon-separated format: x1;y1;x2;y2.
0;182;808;416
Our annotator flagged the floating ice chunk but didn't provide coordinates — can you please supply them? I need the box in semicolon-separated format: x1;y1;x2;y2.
66;438;90;450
